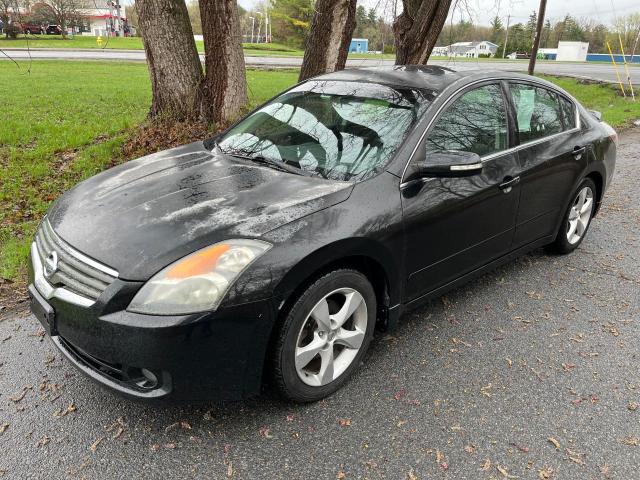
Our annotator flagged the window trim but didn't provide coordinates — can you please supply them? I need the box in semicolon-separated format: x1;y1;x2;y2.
402;80;510;179
399;77;583;185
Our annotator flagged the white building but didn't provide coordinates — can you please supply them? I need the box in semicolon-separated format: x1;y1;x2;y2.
434;41;499;58
556;41;589;62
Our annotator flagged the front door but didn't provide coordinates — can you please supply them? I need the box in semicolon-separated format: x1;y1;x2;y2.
402;82;521;301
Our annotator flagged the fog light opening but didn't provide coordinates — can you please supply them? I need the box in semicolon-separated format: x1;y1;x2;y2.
128;367;160;390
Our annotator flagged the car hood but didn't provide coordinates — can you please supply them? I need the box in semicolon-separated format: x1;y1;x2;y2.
47;142;353;280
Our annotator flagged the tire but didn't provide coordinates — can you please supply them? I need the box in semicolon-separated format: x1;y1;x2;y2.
272;269;376;403
546;177;597;255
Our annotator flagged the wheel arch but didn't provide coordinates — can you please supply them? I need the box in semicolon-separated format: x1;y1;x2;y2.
272;238;402;329
585;170;604;216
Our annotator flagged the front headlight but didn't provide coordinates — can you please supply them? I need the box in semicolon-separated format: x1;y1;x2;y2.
128;239;271;315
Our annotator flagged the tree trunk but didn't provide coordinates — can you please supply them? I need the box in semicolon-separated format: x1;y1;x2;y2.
136;0;204;120
199;0;248;124
299;0;357;82
394;0;452;65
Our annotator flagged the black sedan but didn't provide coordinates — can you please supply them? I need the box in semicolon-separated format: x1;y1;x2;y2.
28;66;616;402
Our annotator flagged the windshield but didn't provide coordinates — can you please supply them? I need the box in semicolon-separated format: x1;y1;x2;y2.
216;80;433;181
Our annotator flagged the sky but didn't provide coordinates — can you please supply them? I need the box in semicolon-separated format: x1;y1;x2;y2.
237;0;639;27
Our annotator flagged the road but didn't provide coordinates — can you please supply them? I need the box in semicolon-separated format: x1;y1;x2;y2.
1;129;639;479
2;48;639;85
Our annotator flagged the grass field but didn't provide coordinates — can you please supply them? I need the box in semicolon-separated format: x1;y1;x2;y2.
1;60;638;282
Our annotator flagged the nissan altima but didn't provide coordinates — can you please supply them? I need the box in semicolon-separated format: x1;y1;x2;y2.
28;66;616;402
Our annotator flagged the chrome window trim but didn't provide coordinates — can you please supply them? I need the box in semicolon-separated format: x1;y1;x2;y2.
31;242;95;308
400;76;582;183
43;217;119;278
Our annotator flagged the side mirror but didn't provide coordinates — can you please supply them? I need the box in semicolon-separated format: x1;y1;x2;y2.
409;150;483;180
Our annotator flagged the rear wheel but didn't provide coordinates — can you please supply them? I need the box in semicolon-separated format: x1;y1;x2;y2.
546;178;596;254
272;269;376;402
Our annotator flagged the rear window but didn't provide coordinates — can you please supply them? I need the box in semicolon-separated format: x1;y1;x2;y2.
509;83;563;143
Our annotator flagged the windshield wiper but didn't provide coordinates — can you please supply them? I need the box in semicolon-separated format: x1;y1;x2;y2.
219;147;310;176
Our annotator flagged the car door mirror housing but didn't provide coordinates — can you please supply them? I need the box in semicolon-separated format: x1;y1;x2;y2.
409;151;483;181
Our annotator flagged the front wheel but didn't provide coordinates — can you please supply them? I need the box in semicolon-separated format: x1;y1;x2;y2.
546;178;596;254
272;269;376;402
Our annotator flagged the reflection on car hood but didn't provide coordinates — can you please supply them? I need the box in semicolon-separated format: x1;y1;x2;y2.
47;142;353;280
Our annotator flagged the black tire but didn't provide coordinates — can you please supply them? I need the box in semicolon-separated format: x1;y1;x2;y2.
546;177;597;255
272;269;376;403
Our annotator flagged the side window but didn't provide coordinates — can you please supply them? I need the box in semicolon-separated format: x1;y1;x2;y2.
426;84;508;158
558;95;577;130
509;83;563;143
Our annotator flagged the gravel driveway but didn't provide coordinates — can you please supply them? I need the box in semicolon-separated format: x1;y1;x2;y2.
1;129;639;480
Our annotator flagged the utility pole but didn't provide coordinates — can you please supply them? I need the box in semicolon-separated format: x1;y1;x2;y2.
249;16;254;43
502;14;511;59
528;0;547;75
256;12;263;43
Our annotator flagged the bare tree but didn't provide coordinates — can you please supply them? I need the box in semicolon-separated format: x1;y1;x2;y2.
136;0;204;120
299;0;357;82
393;0;453;64
199;0;248;124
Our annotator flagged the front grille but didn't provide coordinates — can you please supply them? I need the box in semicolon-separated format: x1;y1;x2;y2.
35;219;118;303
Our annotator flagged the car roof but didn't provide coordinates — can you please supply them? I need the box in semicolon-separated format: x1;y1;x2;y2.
313;66;558;94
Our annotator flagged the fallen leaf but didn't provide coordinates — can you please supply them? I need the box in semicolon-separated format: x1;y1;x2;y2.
480;459;492;471
9;387;30;403
0;423;8;435
509;442;529;453
538;466;554;479
89;436;105;453
548;437;561;450
37;436;50;447
259;426;272;438
497;465;518;478
54;403;77;418
619;436;640;446
339;418;352;427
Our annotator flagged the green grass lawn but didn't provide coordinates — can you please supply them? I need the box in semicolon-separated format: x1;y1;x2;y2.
0;61;638;283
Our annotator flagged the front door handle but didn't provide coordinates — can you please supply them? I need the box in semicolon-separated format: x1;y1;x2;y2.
499;176;520;193
572;146;586;159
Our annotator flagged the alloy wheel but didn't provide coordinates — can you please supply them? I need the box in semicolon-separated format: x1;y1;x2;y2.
566;186;594;245
294;288;368;387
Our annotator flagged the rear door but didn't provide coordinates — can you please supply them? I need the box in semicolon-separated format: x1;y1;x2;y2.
507;82;588;247
401;82;522;301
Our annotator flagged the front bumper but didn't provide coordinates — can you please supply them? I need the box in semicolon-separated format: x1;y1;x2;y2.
28;250;277;402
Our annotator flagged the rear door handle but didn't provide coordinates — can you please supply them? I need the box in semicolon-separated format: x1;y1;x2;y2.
572;146;586;158
499;176;520;193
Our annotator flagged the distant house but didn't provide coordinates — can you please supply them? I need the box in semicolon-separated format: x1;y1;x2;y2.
434;41;499;58
77;8;130;37
349;38;368;53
